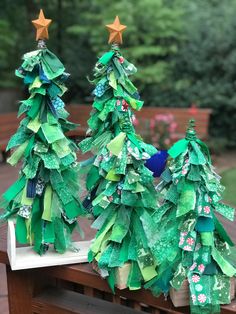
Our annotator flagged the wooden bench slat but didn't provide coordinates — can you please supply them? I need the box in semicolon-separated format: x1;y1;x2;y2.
42;264;188;313
32;287;147;314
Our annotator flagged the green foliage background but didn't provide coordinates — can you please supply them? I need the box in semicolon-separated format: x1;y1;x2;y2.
0;0;236;145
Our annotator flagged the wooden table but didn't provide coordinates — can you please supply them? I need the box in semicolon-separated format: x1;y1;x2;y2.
1;240;236;314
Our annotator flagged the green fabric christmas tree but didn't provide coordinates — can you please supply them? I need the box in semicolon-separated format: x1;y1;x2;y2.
0;10;84;255
79;16;159;291
143;120;236;313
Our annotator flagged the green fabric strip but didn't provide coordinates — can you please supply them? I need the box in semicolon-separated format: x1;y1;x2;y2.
99;51;115;65
44;222;55;243
177;181;196;216
212;247;236;277
15;216;27;244
168;138;188;158
7;141;29;166
109;206;131;243
42;185;52;221
200;232;214;246
90;214;116;254
64;199;83;219
127;262;142;290
3;176;26;202
213;216;234;246
215;203;235;221
107;132;126;156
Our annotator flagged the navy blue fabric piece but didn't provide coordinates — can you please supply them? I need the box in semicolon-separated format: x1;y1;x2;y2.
27;178;37;198
82;185;98;212
47;98;57;117
145;150;168;177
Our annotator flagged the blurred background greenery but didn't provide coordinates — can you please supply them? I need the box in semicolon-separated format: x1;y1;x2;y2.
0;0;236;146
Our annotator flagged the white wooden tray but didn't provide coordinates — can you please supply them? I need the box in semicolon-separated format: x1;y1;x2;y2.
7;220;91;270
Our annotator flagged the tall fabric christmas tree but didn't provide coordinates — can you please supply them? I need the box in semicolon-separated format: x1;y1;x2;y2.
79;16;159;291
143;120;236;313
0;10;84;255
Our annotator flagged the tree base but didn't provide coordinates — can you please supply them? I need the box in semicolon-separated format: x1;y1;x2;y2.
7;219;91;270
92;261;131;290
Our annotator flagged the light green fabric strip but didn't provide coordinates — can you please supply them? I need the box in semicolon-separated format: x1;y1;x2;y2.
27;114;41;133
42;185;52;221
107;132;126;156
7;140;29;166
90;214;117;253
212;247;236;277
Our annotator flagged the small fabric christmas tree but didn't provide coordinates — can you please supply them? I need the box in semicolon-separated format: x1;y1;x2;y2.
79;16;159;290
143;120;236;313
0;10;84;255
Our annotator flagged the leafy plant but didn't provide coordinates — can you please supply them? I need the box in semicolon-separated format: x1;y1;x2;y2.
134;113;177;149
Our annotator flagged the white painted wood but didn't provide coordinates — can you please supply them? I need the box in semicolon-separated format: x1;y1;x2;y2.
7;220;91;270
7;219;16;265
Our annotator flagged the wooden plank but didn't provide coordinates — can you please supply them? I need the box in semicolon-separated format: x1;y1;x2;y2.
112;295;121;304
41;264;188;313
1;250;236;313
6;266;35;314
0;296;9;314
32;287;147;314
222;300;236;313
129;300;142;310
83;286;94;297
6;265;56;314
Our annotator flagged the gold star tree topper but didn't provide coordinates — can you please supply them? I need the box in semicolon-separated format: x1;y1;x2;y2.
32;9;52;41
106;16;127;45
